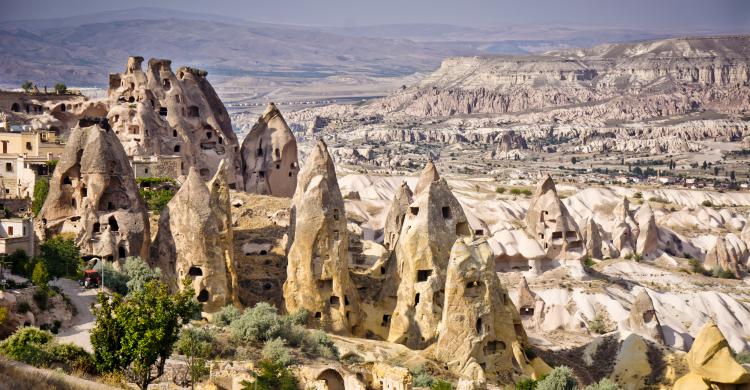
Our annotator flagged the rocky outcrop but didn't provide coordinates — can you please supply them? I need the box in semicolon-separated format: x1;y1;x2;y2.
240;103;299;197
382;182;413;251
626;290;664;344
612;197;639;257
151;162;239;314
704;235;743;278
673;321;750;389
107;56;242;186
36;119;149;265
433;236;528;382
581;217;603;259
386;161;469;349
284;140;361;334
525;175;585;261
634;202;659;257
517;277;543;323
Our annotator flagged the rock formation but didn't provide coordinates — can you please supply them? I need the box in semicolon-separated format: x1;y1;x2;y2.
433;236;529;382
284;140;361;334
626;290;664;344
240;103;299;197
581;217;603;259
612;197;639;257
386;161;469;349
107;56;242;186
704;235;743;278
673;321;750;389
524;175;585;263
151;162;239;314
517;277;544;324
634;202;659;257
382;182;413;251
36;118;150;265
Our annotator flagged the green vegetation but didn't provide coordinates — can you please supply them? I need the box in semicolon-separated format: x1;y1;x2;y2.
54;83;67;94
32;177;49;216
688;258;705;274
17;301;31;313
584;378;621;390
0;306;8;326
735;351;750;364
31;262;49;290
496;187;506;194
92;256;161;295
137;177;177;212
39;236;81;278
583;257;595;268
711;267;736;279
32;288;49;311
262;337;293;366
90;280;199;390
701;200;713;207
0;327;94;374
535;366;578;390
587;312;613;335
176;327;213;389
410;365;452;389
510;188;522;195
213;304;242;326
21;81;33;93
7;249;31;277
633;192;642;199
240;359;298;390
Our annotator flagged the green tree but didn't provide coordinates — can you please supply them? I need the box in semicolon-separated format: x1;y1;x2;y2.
21;81;33;93
176;327;212;390
54;83;67;94
123;256;161;293
241;359;298;390
39;236;80;278
31;178;49;216
90;280;199;390
7;249;30;276
536;366;578;390
31;262;49;289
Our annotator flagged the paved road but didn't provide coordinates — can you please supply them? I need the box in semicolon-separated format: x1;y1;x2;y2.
51;278;98;352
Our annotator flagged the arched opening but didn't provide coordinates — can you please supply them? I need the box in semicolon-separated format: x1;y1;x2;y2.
108;216;119;231
118;246;126;259
62;176;72;185
274;148;280;158
128;96;135;103
60;104;66;112
520;307;535;316
81;186;87;198
188;266;203;276
173;130;178;137
197;290;209;302
71;198;76;208
476;317;483;334
316;369;345;390
11;103;20;112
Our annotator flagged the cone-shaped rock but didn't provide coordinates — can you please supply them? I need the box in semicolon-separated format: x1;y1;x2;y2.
387;162;468;349
433;236;528;382
704;235;742;278
107;56;242;187
581;217;603;259
240;103;299;197
36;120;150;265
612;197;638;257
517;276;541;318
414;160;440;196
284;140;361;334
383;182;414;251
674;321;750;389
151;163;239;314
626;290;664;344
635;202;659;257
524;175;584;260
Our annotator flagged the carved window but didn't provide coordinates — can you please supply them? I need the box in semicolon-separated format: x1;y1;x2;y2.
188;266;203;276
416;269;432;282
329;296;340;307
410;207;419;216
442;206;451;219
108;216;119;231
197;289;209;303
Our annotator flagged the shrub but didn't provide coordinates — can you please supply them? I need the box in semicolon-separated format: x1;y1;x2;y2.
54;83;67;94
301;329;338;360
521;189;533;196
32;178;49;216
535;366;578;390
584;378;621;390
33;288;49;310
139;188;176;212
0;306;7;325
688;258;705;274
176;327;213;387
432;380;453;390
701;200;713;207
736;351;750;364
241;359;298;390
17;301;31;313
516;377;540;390
31;262;50;289
583;257;595;268
214;304;242;326
711;267;736;279
39;236;80;278
230;302;300;344
7;249;30;276
262;337;293;366
411;365;435;387
123;256;161;294
496;187;506;194
510;188;522;196
93;262;129;295
588;312;613;334
0;327;94;373
632;253;643;262
633;192;642;199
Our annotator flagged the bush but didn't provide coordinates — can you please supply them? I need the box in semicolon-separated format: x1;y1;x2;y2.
516;377;540;390
411;365;435;387
176;327;213;387
7;249;30;276
711;267;736;279
31;262;49;289
521;189;533;196
432;380;453;390
123;256;161;293
33;288;49;310
17;301;31;313
588;312;613;334
496;187;506;194
510;188;522;196
39;236;80;278
633;192;642;199
54;83;67;94
301;329;338;360
701;200;713;207
583;257;595;268
93;262;129;295
241;359;298;390
0;307;7;326
230;302;300;344
32;178;49;217
262;338;293;366
214;304;242;326
139;188;176;212
584;378;621;390
0;327;94;373
536;366;578;390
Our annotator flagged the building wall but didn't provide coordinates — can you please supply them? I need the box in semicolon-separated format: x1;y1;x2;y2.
131;156;183;179
0;218;34;256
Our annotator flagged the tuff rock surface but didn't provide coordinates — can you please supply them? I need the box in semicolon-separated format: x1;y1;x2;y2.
625;290;665;344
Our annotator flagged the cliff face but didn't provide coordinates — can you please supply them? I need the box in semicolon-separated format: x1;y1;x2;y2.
107;56;242;187
369;36;750;118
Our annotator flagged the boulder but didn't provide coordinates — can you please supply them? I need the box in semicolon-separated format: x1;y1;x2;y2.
284;140;361;334
36;120;150;266
674;321;750;389
107;56;242;187
626;290;664;344
433;236;529;383
151;161;239;314
634;202;659;257
386;161;469;349
609;333;652;389
240;103;299;197
382;182;413;251
524;175;585;261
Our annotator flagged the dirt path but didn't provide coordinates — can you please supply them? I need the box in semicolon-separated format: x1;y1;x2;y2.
51;278;98;352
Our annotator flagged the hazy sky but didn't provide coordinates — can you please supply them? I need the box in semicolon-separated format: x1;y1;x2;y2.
2;0;749;30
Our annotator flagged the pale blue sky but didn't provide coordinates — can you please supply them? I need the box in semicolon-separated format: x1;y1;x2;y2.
2;0;749;30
